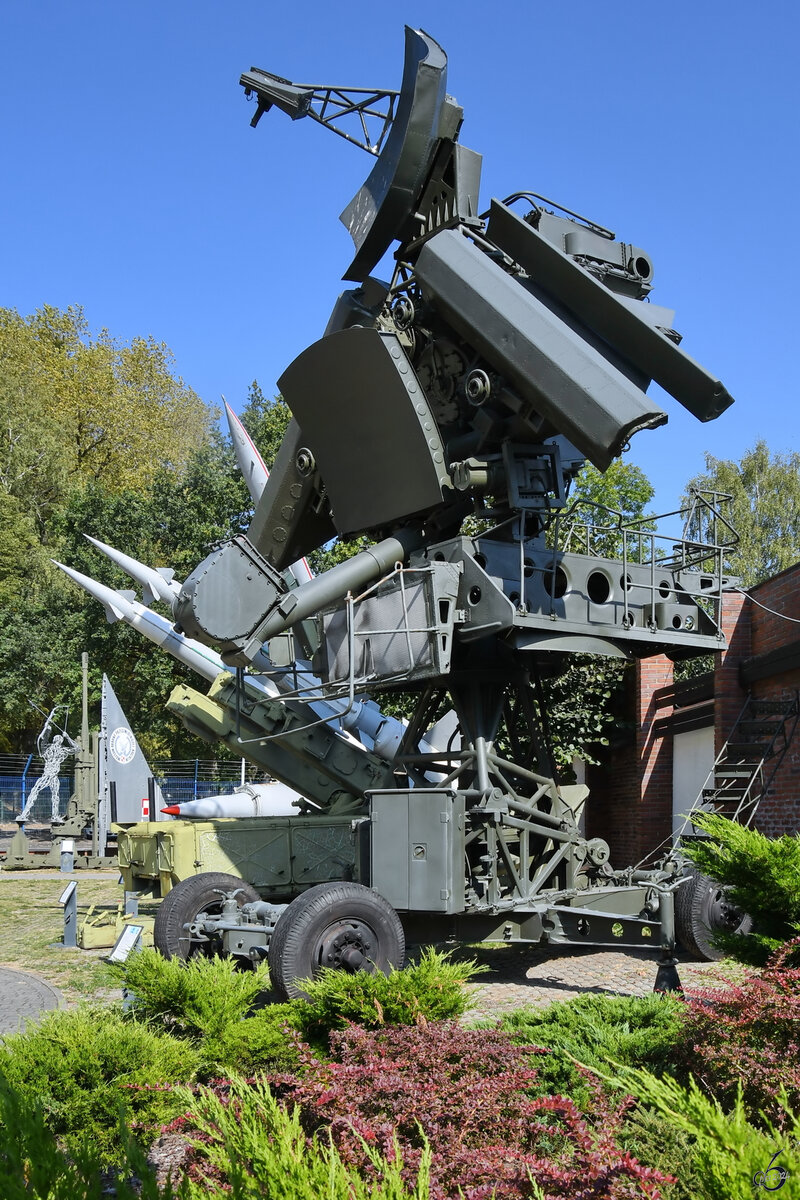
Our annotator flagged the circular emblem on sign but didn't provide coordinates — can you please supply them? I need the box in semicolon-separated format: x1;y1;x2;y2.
109;726;136;765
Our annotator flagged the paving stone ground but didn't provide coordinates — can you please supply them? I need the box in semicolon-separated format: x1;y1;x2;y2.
459;943;727;1022
0;967;62;1034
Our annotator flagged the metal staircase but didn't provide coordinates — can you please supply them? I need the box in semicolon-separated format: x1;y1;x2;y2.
684;692;800;832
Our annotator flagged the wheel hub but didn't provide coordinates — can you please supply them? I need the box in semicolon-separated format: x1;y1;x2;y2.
708;889;744;932
318;921;375;972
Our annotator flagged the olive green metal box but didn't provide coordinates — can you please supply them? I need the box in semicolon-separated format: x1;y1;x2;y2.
117;815;367;898
368;790;466;914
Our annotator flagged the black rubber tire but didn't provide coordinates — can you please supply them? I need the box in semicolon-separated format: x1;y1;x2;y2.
675;865;753;961
268;881;405;1000
153;871;260;960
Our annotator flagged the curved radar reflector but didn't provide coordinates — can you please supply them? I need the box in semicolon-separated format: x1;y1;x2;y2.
340;27;449;282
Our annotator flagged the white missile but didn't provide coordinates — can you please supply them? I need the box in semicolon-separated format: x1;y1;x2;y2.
52;561;138;626
224;399;269;506
161;781;301;819
53;560;249;687
54;563;359;733
84;535;179;610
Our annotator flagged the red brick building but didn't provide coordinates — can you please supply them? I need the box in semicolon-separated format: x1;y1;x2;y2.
587;567;800;864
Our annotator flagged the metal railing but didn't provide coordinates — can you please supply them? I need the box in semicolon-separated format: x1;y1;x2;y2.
543;488;737;637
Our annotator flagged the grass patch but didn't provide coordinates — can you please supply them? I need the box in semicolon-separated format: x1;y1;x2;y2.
0;871;126;1002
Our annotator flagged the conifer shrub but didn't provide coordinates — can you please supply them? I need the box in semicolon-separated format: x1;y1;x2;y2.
0;1007;197;1165
492;992;686;1102
292;947;482;1043
202;1004;302;1076
167;1077;432;1198
110;947;271;1039
0;1073;179;1200
681;813;800;964
592;1061;800;1200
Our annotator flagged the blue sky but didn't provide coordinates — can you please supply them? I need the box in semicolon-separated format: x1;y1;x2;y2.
2;2;797;513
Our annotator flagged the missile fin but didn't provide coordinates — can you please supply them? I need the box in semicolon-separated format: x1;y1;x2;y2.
84;534;179;608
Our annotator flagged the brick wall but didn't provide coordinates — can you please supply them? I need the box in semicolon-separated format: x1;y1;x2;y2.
588;655;674;866
714;590;750;753
744;569;800;836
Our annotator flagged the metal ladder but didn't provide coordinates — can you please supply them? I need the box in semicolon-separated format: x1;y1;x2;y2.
686;691;800;831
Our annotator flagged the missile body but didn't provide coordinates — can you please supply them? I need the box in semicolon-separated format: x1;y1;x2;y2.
53;562;245;686
224;399;270;505
162;781;301;819
53;562;403;752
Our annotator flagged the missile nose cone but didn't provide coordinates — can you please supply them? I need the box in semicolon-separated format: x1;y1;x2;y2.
52;560;136;624
160;805;181;815
84;534;178;609
224;400;269;504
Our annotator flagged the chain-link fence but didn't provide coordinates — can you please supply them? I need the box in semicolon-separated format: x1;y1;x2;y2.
0;756;260;823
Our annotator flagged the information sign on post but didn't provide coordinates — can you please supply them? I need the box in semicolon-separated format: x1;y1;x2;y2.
59;880;78;948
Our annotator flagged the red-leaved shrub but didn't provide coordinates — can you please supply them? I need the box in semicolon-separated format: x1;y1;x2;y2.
678;937;800;1125
268;1022;671;1199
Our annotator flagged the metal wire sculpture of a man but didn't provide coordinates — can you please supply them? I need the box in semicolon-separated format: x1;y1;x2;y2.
17;708;79;826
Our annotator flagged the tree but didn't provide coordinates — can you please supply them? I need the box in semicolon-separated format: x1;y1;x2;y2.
559;458;656;560
683;441;800;586
539;457;655;772
239;381;292;471
0;305;213;505
568;458;655;518
0;306;233;756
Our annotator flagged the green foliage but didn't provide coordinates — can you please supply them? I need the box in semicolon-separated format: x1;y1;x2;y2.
683;440;800;586
239;381;292;472
673;654;714;683
0;1006;197;1165
174;1076;432;1198
555;458;656;572
0;304;245;755
207;1005;303;1076
293;948;483;1043
570;458;655;515
538;654;629;771
0;1073;179;1200
112;948;271;1040
0;304;212;499
681;813;800;963
617;1106;703;1200
112;950;302;1075
493;991;686;1102
114;948;479;1074
594;1062;800;1200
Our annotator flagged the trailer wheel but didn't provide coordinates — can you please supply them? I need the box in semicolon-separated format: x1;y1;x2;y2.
153;872;260;960
268;882;405;1000
675;865;752;961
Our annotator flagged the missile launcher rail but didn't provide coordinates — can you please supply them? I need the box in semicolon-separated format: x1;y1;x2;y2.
72;28;743;998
